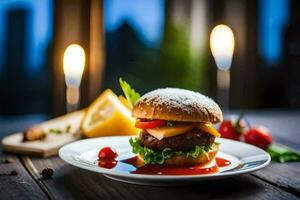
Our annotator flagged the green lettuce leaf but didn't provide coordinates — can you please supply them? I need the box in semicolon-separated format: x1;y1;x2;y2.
119;78;140;108
129;137;214;165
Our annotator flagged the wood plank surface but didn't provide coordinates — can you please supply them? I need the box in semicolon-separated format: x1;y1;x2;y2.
0;115;49;200
1;111;299;199
22;156;299;200
251;136;300;197
253;162;300;197
0;154;48;199
243;111;300;197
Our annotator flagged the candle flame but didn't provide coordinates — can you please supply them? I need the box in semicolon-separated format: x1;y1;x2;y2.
210;25;235;70
63;44;85;87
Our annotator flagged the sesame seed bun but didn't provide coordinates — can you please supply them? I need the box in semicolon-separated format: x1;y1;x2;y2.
132;88;223;124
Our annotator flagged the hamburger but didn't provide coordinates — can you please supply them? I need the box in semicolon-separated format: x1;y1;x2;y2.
129;88;223;166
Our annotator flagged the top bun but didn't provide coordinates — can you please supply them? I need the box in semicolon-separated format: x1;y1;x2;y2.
132;88;223;123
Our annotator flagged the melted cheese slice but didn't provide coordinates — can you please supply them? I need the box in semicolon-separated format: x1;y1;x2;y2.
196;123;221;138
146;124;193;140
146;122;220;140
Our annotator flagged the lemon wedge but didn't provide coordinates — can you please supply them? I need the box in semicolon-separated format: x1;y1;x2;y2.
81;89;139;137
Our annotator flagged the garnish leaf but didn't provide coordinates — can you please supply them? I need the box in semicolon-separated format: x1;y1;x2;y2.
49;128;63;134
119;78;140;108
65;124;71;133
48;124;72;135
166;121;173;127
267;143;300;163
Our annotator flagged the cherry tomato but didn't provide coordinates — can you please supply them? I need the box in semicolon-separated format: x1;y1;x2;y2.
135;119;166;129
245;126;272;149
219;120;241;141
98;147;118;160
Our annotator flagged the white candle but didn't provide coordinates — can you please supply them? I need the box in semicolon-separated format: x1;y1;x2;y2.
210;24;235;70
210;24;235;109
63;44;85;112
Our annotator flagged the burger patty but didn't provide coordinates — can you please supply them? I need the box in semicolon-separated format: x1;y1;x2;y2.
140;129;215;151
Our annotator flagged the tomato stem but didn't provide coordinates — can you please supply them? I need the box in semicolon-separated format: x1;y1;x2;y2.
233;112;244;134
243;115;252;129
236;112;244;124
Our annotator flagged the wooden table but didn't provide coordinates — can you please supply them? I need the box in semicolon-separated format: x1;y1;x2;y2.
0;110;299;200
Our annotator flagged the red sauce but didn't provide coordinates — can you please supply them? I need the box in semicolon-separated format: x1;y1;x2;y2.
122;156;140;166
130;162;219;175
98;156;231;175
216;157;231;167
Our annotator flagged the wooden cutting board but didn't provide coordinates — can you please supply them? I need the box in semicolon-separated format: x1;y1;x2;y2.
2;110;84;157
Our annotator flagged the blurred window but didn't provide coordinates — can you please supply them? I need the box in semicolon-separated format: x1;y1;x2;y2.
0;0;53;114
104;0;164;47
0;0;52;76
259;0;289;65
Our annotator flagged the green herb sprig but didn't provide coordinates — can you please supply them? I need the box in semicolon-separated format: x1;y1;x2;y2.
49;124;72;135
267;143;300;163
119;78;140;109
166;121;173;127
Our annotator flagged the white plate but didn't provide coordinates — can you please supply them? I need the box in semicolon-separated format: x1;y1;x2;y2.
59;136;270;186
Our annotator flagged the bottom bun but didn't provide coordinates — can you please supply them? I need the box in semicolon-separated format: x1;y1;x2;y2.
165;143;219;166
165;144;220;166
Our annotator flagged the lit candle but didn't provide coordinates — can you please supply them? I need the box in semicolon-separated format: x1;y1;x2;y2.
63;44;85;112
210;24;235;109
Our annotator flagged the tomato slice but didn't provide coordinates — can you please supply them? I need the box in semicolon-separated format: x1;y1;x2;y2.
135;120;166;129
